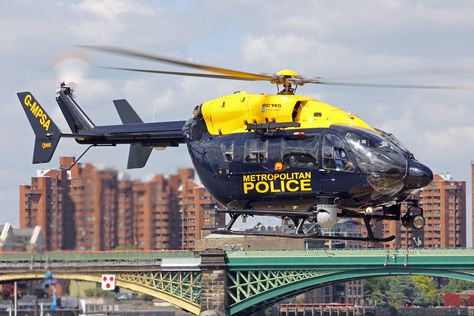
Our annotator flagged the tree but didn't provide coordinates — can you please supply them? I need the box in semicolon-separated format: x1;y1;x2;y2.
365;277;390;307
264;305;278;316
366;276;418;309
442;279;474;294
288;294;305;304
84;287;116;299
411;275;440;306
139;293;154;301
114;244;135;251
385;277;416;308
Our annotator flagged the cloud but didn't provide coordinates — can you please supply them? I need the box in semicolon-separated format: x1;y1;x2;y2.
72;0;156;20
69;0;158;42
374;97;474;179
1;0;474;236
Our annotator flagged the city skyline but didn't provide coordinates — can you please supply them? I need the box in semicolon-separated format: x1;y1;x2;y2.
1;1;474;244
19;156;224;251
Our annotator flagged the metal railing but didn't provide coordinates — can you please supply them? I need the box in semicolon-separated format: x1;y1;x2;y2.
226;247;474;258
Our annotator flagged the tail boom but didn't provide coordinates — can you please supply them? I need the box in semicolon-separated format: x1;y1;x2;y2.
19;85;186;167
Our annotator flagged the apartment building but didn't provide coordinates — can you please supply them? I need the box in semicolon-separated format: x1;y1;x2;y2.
19;157;223;251
384;173;466;248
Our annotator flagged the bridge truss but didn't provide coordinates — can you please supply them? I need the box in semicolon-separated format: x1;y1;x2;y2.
226;248;474;315
0;251;202;314
2;249;474;315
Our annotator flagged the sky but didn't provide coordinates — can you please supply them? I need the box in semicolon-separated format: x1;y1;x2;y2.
1;0;473;244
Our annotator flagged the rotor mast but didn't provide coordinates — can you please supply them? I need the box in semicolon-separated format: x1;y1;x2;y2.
275;69;301;95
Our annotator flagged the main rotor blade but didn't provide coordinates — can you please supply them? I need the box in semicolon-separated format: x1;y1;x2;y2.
100;66;264;81
300;78;474;90
80;45;473;90
80;45;275;81
329;66;474;81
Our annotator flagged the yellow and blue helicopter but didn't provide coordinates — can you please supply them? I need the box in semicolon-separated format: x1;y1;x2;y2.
19;46;448;242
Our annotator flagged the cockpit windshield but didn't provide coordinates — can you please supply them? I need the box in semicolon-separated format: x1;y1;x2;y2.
345;128;407;195
375;128;414;159
345;129;407;175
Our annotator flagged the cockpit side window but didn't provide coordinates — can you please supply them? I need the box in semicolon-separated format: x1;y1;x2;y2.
281;136;319;168
221;142;234;162
244;139;268;163
323;134;355;172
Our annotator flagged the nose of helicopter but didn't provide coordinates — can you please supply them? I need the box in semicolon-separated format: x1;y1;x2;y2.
404;160;433;189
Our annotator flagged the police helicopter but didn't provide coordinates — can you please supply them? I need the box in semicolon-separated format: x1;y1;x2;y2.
20;45;458;243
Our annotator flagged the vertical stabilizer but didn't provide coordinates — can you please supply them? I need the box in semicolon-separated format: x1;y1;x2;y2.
113;99;153;168
17;92;62;163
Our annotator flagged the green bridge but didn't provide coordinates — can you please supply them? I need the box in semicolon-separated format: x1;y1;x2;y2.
1;248;474;315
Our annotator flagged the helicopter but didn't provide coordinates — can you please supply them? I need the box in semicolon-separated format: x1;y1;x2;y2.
18;45;451;243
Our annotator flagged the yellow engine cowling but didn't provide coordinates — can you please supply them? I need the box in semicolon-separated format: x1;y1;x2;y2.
200;92;375;135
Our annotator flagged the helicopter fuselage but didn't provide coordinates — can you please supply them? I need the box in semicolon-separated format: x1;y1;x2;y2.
183;92;432;214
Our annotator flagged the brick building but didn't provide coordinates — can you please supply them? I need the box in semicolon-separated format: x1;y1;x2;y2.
177;169;222;250
66;157;120;251
472;162;474;246
19;156;224;251
384;173;466;248
19;158;72;250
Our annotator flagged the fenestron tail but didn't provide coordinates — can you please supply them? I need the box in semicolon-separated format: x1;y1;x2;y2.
17;92;61;163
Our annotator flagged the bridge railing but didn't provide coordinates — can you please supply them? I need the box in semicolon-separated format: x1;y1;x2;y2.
0;251;199;271
226;248;474;258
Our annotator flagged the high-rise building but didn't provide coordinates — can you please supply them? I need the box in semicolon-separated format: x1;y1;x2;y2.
66;157;120;251
176;168;225;250
116;179;135;248
384;173;466;248
19;159;72;250
19;157;224;251
471;162;474;247
20;156;122;251
131;174;182;250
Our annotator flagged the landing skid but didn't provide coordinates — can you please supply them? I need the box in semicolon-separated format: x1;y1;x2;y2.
213;228;395;242
214;209;396;243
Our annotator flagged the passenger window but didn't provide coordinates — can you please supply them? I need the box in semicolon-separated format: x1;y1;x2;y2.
221;142;234;162
323;134;355;172
281;137;318;168
244;139;268;163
